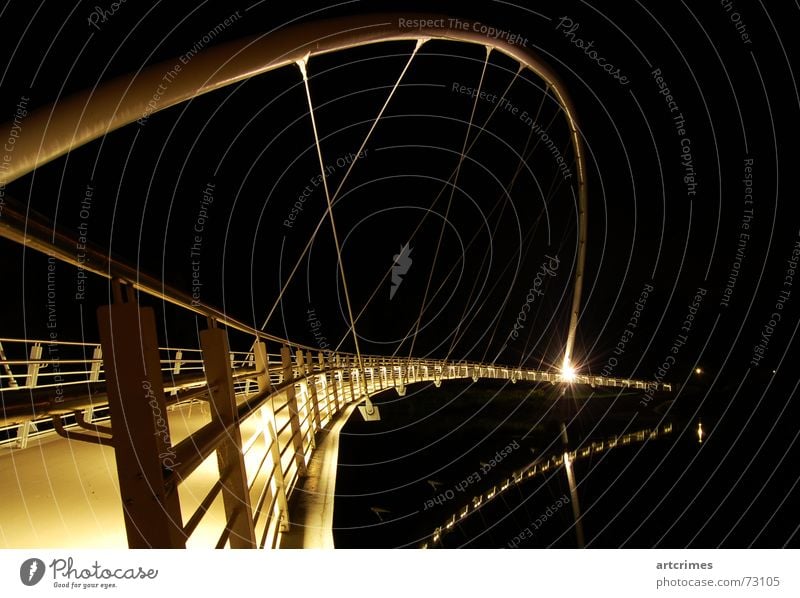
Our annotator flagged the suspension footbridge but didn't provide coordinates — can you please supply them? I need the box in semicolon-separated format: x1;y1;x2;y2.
0;14;670;548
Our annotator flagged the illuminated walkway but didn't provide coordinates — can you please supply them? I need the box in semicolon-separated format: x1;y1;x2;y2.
278;403;358;549
0;334;668;548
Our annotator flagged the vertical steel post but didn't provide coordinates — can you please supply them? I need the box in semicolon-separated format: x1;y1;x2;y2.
306;350;321;431
295;350;315;450
265;417;290;533
281;346;307;475
16;421;36;449
97;291;185;548
89;345;102;382
349;359;356;401
25;343;42;387
330;354;341;413
253;340;271;393
201;326;256;548
318;351;333;421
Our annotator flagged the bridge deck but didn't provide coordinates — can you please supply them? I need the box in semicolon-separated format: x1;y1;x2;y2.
0;348;670;548
0;400;292;548
278;403;358;549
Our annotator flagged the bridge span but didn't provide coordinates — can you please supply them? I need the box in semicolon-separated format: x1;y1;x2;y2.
0;332;669;548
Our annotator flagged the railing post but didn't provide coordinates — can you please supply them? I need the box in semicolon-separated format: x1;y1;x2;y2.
168;349;182;397
295;350;315;450
349;358;356;401
295;350;309;421
318;352;333;422
337;355;346;402
89;345;102;382
16;420;37;449
97;290;185;548
395;359;406;396
173;349;183;375
306;350;321;431
253;340;271;393
24;343;42;387
281;346;307;476
330;354;341;413
200;325;256;549
265;416;290;533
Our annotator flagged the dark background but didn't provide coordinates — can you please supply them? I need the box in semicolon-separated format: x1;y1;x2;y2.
0;0;798;547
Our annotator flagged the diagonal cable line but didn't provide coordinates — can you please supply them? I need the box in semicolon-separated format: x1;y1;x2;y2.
258;40;426;334
480;182;571;366
389;76;567;363
444;88;550;361
339;60;525;357
298;53;371;402
378;105;574;365
330;62;527;355
473;116;576;365
404;47;492;367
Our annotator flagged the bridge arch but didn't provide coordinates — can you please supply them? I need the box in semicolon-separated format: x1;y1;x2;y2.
0;13;587;373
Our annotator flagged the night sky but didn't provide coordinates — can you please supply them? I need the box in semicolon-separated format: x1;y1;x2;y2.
1;0;799;548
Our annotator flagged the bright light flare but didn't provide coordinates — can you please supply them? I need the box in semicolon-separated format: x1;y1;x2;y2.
697;421;704;444
560;362;577;383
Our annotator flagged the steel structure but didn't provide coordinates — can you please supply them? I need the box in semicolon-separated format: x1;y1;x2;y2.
0;15;659;548
0;13;587;372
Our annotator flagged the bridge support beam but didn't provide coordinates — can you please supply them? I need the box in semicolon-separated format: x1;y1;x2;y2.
201;325;257;548
97;290;185;548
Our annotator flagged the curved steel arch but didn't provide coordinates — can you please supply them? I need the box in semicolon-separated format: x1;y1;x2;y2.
0;13;587;371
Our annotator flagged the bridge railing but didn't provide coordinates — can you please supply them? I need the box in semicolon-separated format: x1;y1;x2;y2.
0;193;671;548
0;327;491;548
1;328;671;549
159;349;479;548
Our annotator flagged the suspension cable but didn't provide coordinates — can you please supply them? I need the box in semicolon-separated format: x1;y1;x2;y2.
405;46;493;368
331;61;526;356
297;55;369;403
258;40;426;334
444;87;551;362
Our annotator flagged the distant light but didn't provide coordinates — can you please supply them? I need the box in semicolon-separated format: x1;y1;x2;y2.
695;367;703;375
561;361;577;383
697;421;704;444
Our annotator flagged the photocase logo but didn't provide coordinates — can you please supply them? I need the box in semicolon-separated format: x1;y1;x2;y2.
390;242;413;300
19;558;45;586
